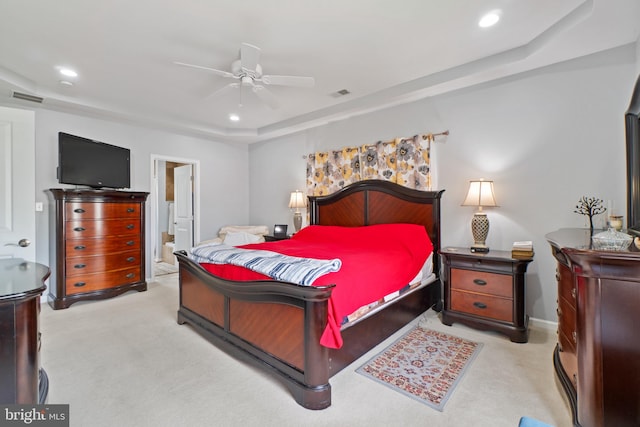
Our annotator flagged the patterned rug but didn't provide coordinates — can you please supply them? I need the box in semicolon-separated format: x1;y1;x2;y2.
356;326;482;411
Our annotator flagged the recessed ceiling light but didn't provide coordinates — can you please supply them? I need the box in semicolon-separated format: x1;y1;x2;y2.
58;67;78;77
479;11;501;28
59;80;74;86
229;114;240;122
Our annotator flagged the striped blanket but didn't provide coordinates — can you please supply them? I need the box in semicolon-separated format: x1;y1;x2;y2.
190;243;342;286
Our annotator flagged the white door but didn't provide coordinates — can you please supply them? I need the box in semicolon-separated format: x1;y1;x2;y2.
0;106;36;261
173;164;194;253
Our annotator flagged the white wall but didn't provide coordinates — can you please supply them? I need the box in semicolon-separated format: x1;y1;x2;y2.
30;109;250;280
248;45;638;322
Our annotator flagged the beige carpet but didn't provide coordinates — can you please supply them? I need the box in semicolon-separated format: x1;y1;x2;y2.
40;274;572;427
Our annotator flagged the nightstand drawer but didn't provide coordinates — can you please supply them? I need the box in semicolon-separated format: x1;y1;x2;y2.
450;290;512;322
451;268;512;298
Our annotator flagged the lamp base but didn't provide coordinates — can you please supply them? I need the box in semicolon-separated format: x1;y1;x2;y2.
293;211;302;233
470;212;490;253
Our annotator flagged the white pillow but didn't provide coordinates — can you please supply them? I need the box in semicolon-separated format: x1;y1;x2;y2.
223;231;263;246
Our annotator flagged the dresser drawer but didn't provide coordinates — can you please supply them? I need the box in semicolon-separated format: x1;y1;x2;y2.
65;219;141;238
451;268;513;298
558;330;578;389
557;264;576;307
65;250;141;276
65;202;142;220
65;236;140;256
557;295;576;341
450;289;512;322
65;267;142;294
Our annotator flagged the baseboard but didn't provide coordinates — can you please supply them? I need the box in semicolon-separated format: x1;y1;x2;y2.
529;316;557;331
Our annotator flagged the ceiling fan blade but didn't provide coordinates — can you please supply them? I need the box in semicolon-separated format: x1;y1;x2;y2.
240;43;261;73
174;61;236;79
252;85;279;109
261;74;315;87
206;82;239;99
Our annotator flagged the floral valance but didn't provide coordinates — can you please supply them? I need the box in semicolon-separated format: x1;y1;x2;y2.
306;134;433;196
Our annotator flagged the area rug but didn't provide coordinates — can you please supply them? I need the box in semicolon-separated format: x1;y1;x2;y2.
356;326;482;411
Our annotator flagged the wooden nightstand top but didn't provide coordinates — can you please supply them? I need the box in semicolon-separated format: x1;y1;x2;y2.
440;247;533;263
264;235;290;242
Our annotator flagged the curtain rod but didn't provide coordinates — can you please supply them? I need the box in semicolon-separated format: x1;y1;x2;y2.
302;130;449;159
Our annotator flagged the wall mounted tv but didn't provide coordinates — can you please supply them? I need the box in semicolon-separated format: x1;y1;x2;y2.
57;132;131;189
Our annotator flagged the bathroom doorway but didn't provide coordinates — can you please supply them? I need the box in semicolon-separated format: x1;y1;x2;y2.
150;155;199;279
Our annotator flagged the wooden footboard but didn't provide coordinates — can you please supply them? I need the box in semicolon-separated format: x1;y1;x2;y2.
176;251;336;409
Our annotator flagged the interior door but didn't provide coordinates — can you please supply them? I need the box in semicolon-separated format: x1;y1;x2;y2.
0;106;35;261
173;164;194;253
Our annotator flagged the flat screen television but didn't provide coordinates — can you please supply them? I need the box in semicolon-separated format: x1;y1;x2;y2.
57;132;131;189
625;74;640;236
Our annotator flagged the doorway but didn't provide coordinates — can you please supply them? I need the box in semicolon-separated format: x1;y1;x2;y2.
150;155;199;279
0;106;36;261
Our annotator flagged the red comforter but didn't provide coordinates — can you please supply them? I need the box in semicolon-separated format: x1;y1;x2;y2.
199;223;433;349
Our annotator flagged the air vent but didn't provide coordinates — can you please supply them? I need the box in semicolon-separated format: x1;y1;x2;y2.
330;89;351;98
12;91;43;103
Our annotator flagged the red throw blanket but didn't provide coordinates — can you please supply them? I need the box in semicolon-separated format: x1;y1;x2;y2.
199;223;433;349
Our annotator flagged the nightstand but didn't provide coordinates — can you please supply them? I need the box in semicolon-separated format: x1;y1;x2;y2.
440;247;533;343
264;235;290;242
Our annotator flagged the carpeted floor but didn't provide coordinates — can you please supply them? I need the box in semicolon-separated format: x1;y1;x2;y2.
39;274;572;426
153;261;178;276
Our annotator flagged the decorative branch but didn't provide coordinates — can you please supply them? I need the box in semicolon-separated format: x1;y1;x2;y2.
574;196;606;231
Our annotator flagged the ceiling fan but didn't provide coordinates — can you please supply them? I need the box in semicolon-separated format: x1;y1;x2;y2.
174;43;315;109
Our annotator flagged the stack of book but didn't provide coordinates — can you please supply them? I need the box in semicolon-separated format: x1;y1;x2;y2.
512;241;534;259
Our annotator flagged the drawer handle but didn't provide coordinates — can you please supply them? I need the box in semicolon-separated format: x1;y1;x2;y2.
558;342;563;352
74;282;86;287
127;208;135;213
126;224;135;230
74;264;86;269
126;240;135;246
572;331;577;344
74;245;86;250
126;256;135;262
73;227;86;232
126;273;135;279
557;307;562;317
74;208;86;213
473;279;487;286
473;302;487;309
571;288;576;299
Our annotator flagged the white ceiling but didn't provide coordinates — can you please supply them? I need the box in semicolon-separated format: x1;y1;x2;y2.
0;0;638;143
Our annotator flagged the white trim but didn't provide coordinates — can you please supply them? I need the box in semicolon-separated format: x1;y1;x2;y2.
529;316;557;331
148;154;200;281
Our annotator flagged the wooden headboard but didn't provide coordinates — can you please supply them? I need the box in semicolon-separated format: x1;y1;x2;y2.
308;180;444;277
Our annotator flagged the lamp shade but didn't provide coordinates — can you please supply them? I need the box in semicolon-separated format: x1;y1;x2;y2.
288;190;307;209
462;180;498;208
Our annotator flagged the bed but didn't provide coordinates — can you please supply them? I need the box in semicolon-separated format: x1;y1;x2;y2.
175;179;444;409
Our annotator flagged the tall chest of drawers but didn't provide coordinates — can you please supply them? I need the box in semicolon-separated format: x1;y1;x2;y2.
47;189;149;309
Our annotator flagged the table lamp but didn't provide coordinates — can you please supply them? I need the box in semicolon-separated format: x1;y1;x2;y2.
288;190;307;233
462;179;498;253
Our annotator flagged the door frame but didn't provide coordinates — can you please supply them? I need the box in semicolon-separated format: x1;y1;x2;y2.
149;154;200;281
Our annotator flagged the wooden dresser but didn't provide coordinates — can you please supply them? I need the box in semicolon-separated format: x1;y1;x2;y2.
440;247;533;343
47;189;149;309
546;228;640;427
0;259;49;404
